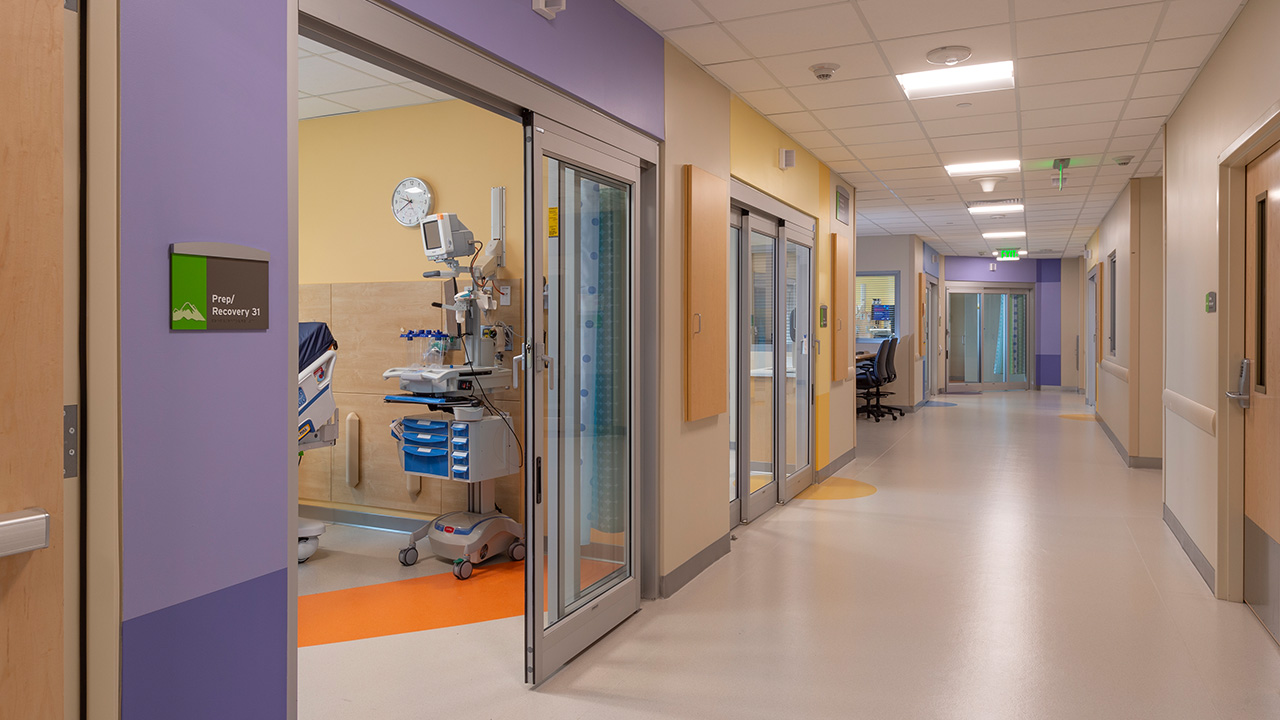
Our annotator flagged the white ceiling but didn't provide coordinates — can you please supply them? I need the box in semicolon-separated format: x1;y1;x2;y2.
619;0;1245;257
297;36;454;120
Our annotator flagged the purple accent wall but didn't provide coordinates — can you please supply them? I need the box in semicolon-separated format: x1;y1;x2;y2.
120;0;289;710
391;0;664;139
943;255;1038;283
123;570;288;719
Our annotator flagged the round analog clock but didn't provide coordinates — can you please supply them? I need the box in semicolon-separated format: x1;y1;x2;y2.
391;177;434;227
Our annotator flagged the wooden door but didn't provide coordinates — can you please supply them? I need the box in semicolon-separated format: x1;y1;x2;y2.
832;234;850;381
0;0;66;715
1244;140;1280;642
684;165;729;421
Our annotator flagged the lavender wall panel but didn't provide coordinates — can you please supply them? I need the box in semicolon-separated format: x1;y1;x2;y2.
390;0;664;138
120;0;289;620
944;255;1038;283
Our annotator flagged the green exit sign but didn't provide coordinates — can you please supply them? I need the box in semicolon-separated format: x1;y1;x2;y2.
998;248;1019;259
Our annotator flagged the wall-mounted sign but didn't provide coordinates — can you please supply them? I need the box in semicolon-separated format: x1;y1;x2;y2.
835;186;850;225
170;242;270;331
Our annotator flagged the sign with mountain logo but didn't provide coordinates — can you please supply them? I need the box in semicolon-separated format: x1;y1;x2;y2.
170;242;270;331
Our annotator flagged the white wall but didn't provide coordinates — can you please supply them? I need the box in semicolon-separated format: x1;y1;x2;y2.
1097;184;1134;450
1164;0;1280;585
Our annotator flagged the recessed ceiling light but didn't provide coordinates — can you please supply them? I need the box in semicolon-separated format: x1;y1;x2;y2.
969;204;1024;215
946;159;1020;176
983;231;1026;239
897;60;1014;100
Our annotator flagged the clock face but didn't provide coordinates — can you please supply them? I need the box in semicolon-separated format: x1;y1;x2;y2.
392;177;434;227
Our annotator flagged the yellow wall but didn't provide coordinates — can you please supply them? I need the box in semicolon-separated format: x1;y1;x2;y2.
299;101;524;284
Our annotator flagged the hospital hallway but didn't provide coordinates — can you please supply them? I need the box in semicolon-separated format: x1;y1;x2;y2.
299;391;1280;720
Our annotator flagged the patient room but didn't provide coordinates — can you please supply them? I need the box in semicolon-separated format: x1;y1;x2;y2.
293;35;528;647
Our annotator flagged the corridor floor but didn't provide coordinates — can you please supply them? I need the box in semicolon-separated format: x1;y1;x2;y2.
299;392;1280;719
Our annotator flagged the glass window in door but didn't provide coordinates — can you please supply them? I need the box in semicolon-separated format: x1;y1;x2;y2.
785;241;811;476
748;230;775;496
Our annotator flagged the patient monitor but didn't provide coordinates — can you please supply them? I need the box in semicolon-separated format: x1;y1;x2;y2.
420;213;475;263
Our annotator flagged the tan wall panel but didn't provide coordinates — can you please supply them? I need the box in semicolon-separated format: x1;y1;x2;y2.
330;281;446;395
329;391;443;514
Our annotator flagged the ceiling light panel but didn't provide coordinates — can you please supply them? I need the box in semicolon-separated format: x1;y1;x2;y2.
896;60;1015;100
946;159;1020;176
983;231;1027;239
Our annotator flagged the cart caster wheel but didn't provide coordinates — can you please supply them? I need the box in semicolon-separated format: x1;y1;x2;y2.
298;538;319;563
399;547;418;567
453;560;473;580
508;541;526;561
874;417;881;423
892;414;898;421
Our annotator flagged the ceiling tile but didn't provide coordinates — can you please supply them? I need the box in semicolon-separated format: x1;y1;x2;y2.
790;129;843;148
814;102;916;129
1017;45;1146;86
815;145;855;163
932;131;1020;153
325;52;411;84
833;122;925;145
861;154;942;171
1123;94;1180;120
724;4;870;57
1106;135;1159;153
858;0;1008;41
922;112;1018;137
1114;116;1165;137
741;88;805;115
321;84;433;112
874;167;950;181
790;76;903;110
1015;5;1161;58
616;0;711;30
1144;34;1219;74
705;59;779;93
1021;101;1124;129
911;89;1015;121
298;96;356;120
297;56;385;95
884;177;959;190
876;23;1012;75
828;159;870;173
760;44;888;87
768;111;825;133
699;0;836;22
936;147;1020;166
1021;121;1116;144
852;139;936;159
666;24;749;65
298;37;337;55
1017;76;1133;111
1021;140;1109;159
1158;0;1242;41
1132;68;1197;98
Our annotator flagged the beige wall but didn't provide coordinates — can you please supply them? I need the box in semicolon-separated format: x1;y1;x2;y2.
1164;0;1280;583
658;44;732;578
1137;178;1165;458
1060;257;1084;390
1097;183;1134;451
855;234;921;408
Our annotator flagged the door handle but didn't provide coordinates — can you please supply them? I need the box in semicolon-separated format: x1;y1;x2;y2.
1227;358;1252;409
692;313;702;335
513;353;523;389
0;508;50;559
542;352;556;391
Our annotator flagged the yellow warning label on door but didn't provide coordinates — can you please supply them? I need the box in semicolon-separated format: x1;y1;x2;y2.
548;207;559;238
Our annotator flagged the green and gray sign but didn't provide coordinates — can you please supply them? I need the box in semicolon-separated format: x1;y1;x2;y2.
170;242;270;331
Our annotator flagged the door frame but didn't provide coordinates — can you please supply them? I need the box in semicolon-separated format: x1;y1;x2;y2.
944;280;1036;392
1086;267;1098;407
1214;101;1280;602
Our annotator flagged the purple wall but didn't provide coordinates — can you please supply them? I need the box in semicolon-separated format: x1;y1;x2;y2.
391;0;664;139
121;0;290;712
943;255;1038;283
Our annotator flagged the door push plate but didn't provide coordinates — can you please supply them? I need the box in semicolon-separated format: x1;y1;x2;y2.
64;404;79;479
0;508;50;559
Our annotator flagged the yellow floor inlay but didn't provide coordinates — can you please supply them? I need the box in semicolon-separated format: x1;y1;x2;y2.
1060;414;1098;422
797;476;877;501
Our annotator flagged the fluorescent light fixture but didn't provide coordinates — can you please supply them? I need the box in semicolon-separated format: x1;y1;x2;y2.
897;60;1014;100
946;159;1021;177
983;231;1026;239
1018;249;1028;256
968;204;1023;215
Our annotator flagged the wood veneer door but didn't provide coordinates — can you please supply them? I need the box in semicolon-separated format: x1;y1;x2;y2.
1244;140;1280;642
684;165;729;422
833;234;850;381
0;0;65;714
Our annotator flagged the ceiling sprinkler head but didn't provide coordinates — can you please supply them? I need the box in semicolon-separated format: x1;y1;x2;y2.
810;63;840;82
1114;155;1135;166
971;176;1004;193
926;46;973;66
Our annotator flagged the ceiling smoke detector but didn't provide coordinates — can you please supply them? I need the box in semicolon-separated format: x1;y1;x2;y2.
1114;155;1135;166
810;63;840;82
926;46;973;66
971;176;1004;193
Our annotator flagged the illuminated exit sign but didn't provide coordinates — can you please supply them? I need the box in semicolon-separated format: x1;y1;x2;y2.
997;248;1020;261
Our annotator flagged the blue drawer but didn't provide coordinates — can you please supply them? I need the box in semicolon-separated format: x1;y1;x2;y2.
403;446;449;477
403;418;448;434
451;422;470;437
403;432;448;448
451;465;470;480
451;451;468;463
451;437;469;450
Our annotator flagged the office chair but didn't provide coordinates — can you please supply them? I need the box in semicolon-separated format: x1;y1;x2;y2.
878;337;906;418
857;338;893;422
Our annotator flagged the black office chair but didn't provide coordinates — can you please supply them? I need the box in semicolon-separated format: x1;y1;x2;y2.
857;339;892;422
878;337;906;418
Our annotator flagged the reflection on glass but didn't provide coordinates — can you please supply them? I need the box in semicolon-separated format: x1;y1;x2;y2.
729;226;740;503
542;158;631;628
1008;293;1029;384
748;231;774;495
948;293;980;383
981;293;1007;384
786;242;811;475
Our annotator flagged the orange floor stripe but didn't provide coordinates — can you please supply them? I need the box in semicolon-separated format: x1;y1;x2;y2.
298;561;523;647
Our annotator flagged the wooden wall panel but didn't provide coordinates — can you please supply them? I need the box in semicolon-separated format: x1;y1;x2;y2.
684;164;729;421
833;234;851;381
330;281;446;395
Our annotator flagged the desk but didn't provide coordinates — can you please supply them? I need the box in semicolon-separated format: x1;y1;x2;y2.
856;351;876;363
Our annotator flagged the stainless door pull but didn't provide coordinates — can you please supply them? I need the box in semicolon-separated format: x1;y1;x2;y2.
0;508;50;559
1227;358;1252;409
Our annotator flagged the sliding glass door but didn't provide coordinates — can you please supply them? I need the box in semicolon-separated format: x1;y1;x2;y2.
946;285;1033;392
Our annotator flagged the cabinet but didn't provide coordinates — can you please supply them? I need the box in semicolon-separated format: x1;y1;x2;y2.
833;233;852;381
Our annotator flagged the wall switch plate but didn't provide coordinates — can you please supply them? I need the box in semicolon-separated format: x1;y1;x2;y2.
819;305;828;328
1206;291;1217;313
499;285;512;306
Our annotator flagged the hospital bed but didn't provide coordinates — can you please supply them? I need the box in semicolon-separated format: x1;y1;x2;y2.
297;321;338;561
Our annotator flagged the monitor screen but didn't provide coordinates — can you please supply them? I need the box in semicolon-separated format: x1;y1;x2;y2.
422;220;443;251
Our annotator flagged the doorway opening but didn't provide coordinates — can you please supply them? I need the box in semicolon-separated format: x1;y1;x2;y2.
946;282;1034;393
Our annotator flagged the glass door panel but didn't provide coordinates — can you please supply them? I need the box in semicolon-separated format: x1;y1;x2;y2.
981;293;1007;385
745;228;776;520
527;117;641;685
948;292;981;386
1008;292;1030;385
782;239;812;500
728;226;740;504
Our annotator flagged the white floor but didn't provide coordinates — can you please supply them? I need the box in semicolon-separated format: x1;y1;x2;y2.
299;392;1280;719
